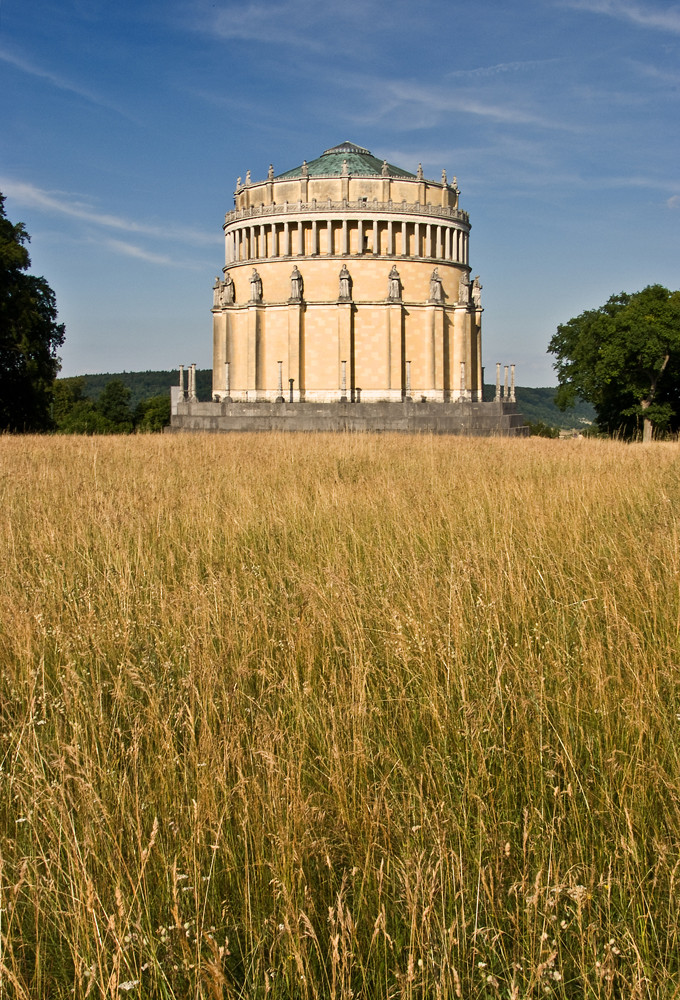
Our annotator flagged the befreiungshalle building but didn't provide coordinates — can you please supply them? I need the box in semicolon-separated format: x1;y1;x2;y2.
171;141;524;434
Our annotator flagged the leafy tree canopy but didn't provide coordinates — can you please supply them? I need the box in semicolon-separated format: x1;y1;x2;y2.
0;193;65;430
549;285;680;441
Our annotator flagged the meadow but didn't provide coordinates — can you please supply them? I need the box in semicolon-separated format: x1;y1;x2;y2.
1;433;679;1000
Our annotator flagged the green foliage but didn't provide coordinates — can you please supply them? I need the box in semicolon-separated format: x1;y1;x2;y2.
0;192;65;430
134;394;171;432
526;418;560;438
483;383;595;428
55;377;170;434
549;284;680;439
96;378;133;431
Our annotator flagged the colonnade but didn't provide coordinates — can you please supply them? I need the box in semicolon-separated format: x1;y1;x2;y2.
225;217;469;265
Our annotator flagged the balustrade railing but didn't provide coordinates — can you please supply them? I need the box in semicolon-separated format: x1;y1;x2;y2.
225;200;469;225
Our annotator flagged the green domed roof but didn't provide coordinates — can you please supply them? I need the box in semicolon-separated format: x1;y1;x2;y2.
275;141;416;180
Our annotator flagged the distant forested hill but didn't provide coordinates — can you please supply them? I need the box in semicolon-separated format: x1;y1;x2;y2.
58;370;213;409
58;371;594;430
483;384;594;429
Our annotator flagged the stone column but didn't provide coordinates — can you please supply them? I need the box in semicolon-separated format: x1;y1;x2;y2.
287;301;303;402
503;365;509;401
311;219;318;255
342;219;349;255
388;220;394;255
260;224;266;258
426;224;432;258
178;364;185;399
276;360;284;402
414;222;420;257
387;301;404;401
460;360;466;395
298;221;304;256
401;220;407;256
425;304;444;400
249;225;256;259
284;222;290;256
247;304;262;399
224;361;231;401
337;301;353;401
326;220;333;254
373;218;379;255
340;359;347;402
436;226;442;260
445;228;452;261
510;364;516;403
495;362;501;402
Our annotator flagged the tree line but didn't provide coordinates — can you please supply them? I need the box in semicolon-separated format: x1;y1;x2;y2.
54;377;170;433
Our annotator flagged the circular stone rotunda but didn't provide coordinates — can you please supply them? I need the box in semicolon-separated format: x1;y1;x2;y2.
171;141;525;434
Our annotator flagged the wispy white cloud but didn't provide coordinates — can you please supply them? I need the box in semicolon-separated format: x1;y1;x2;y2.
193;0;419;55
102;239;203;268
344;77;580;132
667;194;680;208
629;60;680;85
560;0;680;34
446;59;561;81
0;179;218;246
201;0;331;50
0;46;134;117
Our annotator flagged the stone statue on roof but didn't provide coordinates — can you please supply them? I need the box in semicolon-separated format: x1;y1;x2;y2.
290;265;303;301
339;264;352;300
250;268;262;302
388;265;401;301
429;268;443;302
472;275;482;307
221;272;234;305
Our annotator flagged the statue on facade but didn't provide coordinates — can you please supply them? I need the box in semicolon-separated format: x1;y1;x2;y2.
220;273;235;305
245;170;251;186
458;272;470;305
338;264;352;300
268;163;274;180
471;275;482;308
213;276;222;308
250;268;262;302
388;265;401;301
429;268;443;302
382;160;389;177
290;265;303;301
417;163;424;180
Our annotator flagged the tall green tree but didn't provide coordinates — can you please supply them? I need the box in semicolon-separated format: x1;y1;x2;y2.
97;378;133;432
0;193;65;430
549;285;680;442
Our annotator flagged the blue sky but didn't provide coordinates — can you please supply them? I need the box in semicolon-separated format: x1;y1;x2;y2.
1;0;678;385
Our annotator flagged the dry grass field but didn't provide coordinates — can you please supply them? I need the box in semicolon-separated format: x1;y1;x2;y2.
1;433;679;1000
